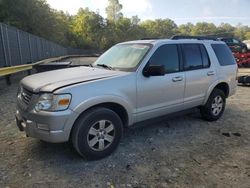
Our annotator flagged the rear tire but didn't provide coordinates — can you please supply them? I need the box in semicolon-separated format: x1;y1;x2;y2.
71;107;123;160
200;89;226;121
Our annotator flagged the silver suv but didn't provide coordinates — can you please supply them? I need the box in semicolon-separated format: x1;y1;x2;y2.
16;38;237;159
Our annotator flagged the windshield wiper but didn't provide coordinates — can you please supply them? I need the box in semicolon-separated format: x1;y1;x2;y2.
96;64;114;70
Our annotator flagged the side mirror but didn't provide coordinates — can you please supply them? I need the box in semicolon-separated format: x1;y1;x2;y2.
143;64;165;77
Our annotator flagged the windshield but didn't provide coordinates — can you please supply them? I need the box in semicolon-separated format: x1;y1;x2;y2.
93;43;151;71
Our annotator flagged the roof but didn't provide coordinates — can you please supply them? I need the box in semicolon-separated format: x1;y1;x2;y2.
120;38;225;45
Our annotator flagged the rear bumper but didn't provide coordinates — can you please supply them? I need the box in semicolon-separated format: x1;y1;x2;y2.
15;108;78;143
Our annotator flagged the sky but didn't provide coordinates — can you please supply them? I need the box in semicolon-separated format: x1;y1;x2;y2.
46;0;250;26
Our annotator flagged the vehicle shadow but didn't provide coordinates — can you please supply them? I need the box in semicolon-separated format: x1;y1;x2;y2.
23;104;247;182
26;109;203;163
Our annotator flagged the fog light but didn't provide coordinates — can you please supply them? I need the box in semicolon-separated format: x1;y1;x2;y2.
37;123;49;131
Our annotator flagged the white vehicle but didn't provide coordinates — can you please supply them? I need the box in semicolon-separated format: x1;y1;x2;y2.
243;40;250;50
16;37;237;159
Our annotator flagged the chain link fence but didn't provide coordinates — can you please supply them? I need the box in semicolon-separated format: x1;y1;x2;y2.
0;22;86;68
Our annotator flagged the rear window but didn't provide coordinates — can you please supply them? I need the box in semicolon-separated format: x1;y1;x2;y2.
211;44;236;66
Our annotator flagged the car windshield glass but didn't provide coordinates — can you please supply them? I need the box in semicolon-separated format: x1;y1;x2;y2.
93;44;151;71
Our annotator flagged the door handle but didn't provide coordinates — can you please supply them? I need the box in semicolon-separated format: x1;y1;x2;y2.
172;76;183;82
207;71;215;76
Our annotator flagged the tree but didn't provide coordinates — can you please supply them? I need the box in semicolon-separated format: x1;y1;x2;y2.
191;22;217;35
1;0;250;50
0;0;75;46
105;0;123;22
234;24;250;40
217;23;235;37
245;32;250;40
72;8;105;49
178;23;194;35
140;19;178;38
131;15;140;25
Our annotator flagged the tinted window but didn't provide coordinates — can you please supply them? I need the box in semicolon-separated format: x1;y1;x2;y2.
182;44;203;70
212;44;236;66
200;45;210;68
233;39;239;43
221;38;233;43
149;44;179;73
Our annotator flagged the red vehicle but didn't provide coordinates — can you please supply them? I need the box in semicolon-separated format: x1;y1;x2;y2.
233;52;250;67
233;51;250;85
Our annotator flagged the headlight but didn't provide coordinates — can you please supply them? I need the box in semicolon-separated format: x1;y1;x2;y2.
35;93;71;112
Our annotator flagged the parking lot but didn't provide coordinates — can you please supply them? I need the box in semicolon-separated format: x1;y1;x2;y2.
0;69;250;188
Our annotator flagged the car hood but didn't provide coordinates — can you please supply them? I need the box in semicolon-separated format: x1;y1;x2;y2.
21;66;126;92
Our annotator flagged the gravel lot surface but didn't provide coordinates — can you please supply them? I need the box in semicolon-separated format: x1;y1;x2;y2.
238;68;250;76
0;68;250;188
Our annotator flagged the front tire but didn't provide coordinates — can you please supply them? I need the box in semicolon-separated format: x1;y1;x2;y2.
200;89;226;121
71;107;123;160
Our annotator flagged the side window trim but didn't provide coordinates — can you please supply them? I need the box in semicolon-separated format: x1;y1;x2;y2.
199;44;211;68
177;45;184;72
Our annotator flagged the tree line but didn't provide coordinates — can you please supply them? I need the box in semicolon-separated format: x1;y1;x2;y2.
0;0;250;51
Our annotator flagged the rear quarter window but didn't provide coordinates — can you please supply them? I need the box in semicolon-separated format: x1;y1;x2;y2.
211;44;236;66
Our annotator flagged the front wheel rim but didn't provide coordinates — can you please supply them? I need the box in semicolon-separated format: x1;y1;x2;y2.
87;120;115;151
211;96;223;116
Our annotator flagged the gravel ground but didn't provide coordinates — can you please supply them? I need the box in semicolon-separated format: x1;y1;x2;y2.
0;70;250;188
238;68;250;76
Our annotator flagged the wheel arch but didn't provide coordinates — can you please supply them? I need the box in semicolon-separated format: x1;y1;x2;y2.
204;81;230;105
214;82;229;97
68;101;130;142
77;102;129;127
71;95;134;127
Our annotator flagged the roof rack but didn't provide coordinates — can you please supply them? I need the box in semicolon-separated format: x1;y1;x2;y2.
140;38;159;40
171;35;218;41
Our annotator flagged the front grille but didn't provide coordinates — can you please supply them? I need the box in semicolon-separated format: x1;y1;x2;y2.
20;88;33;105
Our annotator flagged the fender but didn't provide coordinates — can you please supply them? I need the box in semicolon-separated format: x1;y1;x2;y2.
203;79;230;105
71;95;135;126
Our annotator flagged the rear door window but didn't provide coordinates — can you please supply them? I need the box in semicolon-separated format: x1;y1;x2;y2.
182;44;203;70
211;44;236;66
